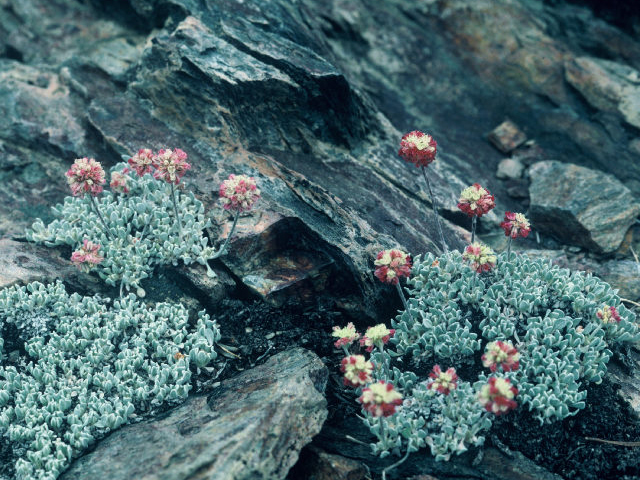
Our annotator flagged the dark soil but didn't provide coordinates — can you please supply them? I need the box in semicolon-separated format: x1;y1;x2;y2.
494;376;640;480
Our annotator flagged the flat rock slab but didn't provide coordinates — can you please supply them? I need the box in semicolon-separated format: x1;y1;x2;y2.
529;161;640;253
61;348;328;480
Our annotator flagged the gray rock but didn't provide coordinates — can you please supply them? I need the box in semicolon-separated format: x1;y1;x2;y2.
496;158;525;180
0;239;78;289
565;56;640;129
488;120;527;154
529;161;640;253
61;348;328;480
595;260;640;301
607;348;640;418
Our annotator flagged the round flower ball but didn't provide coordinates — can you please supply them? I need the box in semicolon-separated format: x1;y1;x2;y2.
398;131;437;167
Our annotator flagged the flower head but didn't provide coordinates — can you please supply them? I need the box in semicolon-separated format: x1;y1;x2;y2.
358;381;403;417
219;174;261;212
332;323;360;349
478;377;518;415
428;365;458;395
360;324;395;352
152;148;191;184
596;305;621;324
500;212;531;239
128;148;155;177
110;169;130;194
463;243;497;273
482;341;520;372
398;131;437;167
341;355;374;388
71;240;103;272
65;157;106;197
374;249;412;285
457;183;495;217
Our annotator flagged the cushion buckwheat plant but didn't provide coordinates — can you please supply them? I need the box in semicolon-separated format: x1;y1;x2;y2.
0;281;221;480
353;249;639;465
27;160;218;295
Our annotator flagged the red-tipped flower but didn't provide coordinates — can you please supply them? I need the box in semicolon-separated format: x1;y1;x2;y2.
128;148;155;177
71;239;103;272
360;324;395;352
482;341;520;372
152;148;191;184
500;212;531;239
463;243;496;273
374;249;412;285
66;157;106;197
478;377;518;415
457;183;495;217
110;168;130;194
219;174;261;212
341;355;374;388
398;131;437;167
596;305;621;324
358;381;403;417
332;323;360;349
428;365;458;395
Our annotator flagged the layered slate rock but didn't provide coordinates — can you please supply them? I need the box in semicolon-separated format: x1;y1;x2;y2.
529;161;640;253
61;348;328;480
565;56;640;129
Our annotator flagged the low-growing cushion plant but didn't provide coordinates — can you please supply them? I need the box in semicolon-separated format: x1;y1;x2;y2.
333;131;640;479
0;281;221;480
27;160;218;296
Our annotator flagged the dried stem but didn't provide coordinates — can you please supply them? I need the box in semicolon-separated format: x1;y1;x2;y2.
421;167;448;253
585;437;640;447
507;236;513;261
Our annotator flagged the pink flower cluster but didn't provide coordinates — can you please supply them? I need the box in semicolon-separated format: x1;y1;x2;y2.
428;365;458;395
110;168;130;194
66;157;106;197
341;355;374;388
478;377;518;415
500;212;531;239
596;305;621;324
463;243;497;273
457;183;495;217
153;148;191;184
360;324;395;352
128;149;155;177
71;239;103;271
332;322;360;349
127;148;191;184
219;174;261;212
398;131;437;167
482;341;520;372
374;249;412;285
358;380;403;417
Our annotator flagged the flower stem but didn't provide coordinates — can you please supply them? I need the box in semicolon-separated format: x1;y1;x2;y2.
421;167;448;253
507;236;512;261
382;443;412;480
379;416;388;445
212;210;240;259
471;215;477;243
89;196;114;240
395;282;408;310
170;183;183;237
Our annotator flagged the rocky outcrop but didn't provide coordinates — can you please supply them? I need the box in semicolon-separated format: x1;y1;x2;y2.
528;161;640;253
565;56;640;129
61;348;328;480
